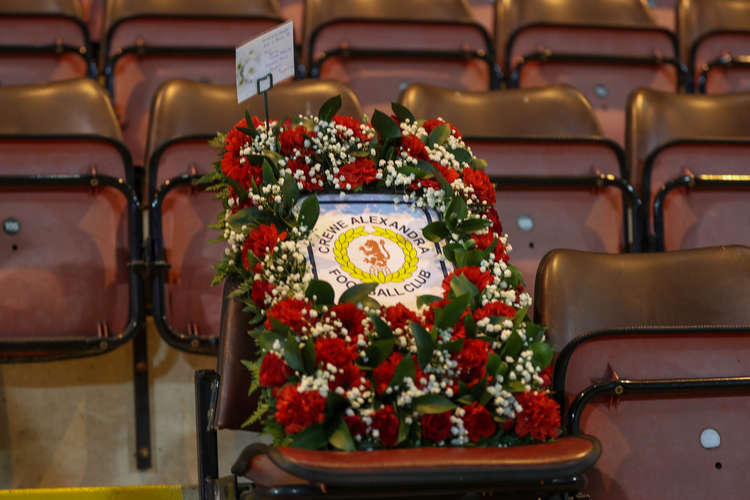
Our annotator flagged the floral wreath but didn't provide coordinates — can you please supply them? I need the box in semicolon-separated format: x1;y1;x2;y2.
199;96;561;450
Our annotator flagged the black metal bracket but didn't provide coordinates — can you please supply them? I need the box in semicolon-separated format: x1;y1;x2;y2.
133;322;152;469
196;370;220;500
652;172;750;251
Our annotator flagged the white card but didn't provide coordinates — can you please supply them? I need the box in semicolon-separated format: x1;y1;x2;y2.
235;20;294;103
305;194;451;309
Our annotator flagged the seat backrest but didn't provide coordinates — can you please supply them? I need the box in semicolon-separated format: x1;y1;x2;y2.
534;246;750;352
626;87;750;247
679;0;750;91
0;79;140;359
102;0;283;166
147;79;363;353
399;83;632;300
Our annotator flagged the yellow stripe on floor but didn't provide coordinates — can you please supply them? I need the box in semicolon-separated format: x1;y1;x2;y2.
0;485;183;499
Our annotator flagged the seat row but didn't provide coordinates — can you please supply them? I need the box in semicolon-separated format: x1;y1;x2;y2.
202;245;750;499
1;77;748;361
3;0;750;154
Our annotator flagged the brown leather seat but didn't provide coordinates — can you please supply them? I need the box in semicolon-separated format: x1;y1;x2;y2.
627;88;750;250
498;0;680;145
0;78;142;361
680;0;750;93
303;0;496;118
535;246;750;499
195;280;601;499
399;83;639;301
0;0;94;86
101;0;284;165
147;79;363;353
80;0;105;43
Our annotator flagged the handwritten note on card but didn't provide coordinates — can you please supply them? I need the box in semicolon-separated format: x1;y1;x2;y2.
235;20;294;103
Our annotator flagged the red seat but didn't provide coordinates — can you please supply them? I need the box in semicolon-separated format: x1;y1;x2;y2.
0;0;94;86
680;0;750;93
101;0;284;165
0;78;142;361
304;0;497;118
498;0;682;145
626;88;750;250
535;246;750;500
399;83;639;301
80;0;105;43
648;0;677;31
146;79;364;353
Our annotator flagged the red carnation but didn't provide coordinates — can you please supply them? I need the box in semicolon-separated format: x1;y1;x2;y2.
274;385;326;435
251;280;275;307
373;352;403;395
472;232;496;251
421;411;452;443
399;134;429;160
540;366;553;388
461;167;495;205
455;338;489;387
423;118;462;138
325;302;367;340
442;266;493;293
258;352;291;387
221;118;263;190
286;159;324;192
383;303;420;332
435;162;460;184
314;337;363;389
462;402;496;443
473;301;516;322
482;208;503;235
513;392;561;442
336;158;378;189
422;297;449;329
371;406;400;447
344;414;367;439
242;224;287;270
279;125;312;156
333;114;370;141
265;298;313;332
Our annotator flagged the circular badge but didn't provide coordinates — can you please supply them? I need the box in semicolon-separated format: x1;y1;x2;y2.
334;227;418;283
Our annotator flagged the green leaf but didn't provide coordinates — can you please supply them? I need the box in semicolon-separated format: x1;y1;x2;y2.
410;321;434;369
496;361;509;377
284;334;304;372
318;95;342;122
513;306;529;329
450;274;480;301
339;282;378;305
371;109;402;143
298;195;320;231
445;196;468;223
367;337;395;368
486;353;502;376
269;317;292;336
427;123;451;147
500;331;523;360
525;323;547;344
244;109;258;138
422;221;450;242
434;294;470;330
508;381;527;393
391;102;416;123
531;341;554;369
452;148;472;163
455;218;492;234
262;161;277;185
368;314;393;339
414;394;456;414
470;157;488;170
445;338;465;354
255;330;285;352
302;339;316;372
281;173;300;214
416;295;441;309
457;394;474;405
227;207;275;231
326;392;348;418
464;314;477;338
305;279;335;306
329;417;355;451
389;354;416;387
397;412;410;445
442;242;461;263
416;160;453;195
291;423;328;450
224;176;248;203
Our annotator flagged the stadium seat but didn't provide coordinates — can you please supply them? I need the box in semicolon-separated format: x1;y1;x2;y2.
101;0;284;166
498;0;684;144
0;0;95;86
648;0;677;31
399;83;640;301
626;88;750;251
535;246;750;499
0;78;152;468
303;0;499;118
80;0;105;43
194;279;601;500
680;0;750;93
279;0;303;44
146;79;363;353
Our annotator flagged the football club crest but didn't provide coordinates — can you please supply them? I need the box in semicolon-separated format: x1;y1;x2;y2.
306;194;450;308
